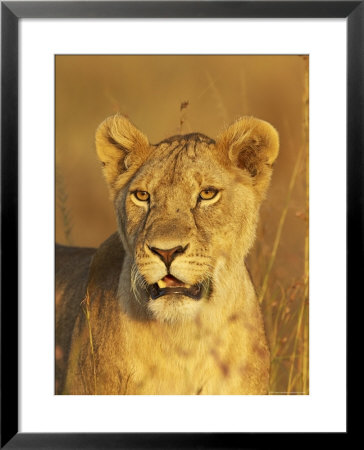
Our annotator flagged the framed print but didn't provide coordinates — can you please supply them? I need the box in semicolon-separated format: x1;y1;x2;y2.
1;0;358;447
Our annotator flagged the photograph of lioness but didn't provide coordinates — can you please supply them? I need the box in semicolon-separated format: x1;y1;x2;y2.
56;114;278;395
55;55;308;396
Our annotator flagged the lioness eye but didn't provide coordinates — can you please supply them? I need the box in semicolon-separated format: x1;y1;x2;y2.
134;191;150;202
199;189;218;200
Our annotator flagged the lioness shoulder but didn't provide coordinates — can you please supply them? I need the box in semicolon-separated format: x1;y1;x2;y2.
56;115;279;395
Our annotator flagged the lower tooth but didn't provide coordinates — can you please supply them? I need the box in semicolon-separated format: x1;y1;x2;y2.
157;280;167;288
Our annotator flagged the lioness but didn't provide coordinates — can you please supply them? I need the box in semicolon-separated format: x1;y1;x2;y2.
55;114;279;395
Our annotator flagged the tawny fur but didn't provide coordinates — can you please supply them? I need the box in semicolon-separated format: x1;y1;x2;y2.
56;114;279;395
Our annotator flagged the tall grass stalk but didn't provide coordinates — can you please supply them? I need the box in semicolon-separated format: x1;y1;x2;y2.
286;292;305;394
205;72;229;124
81;291;97;395
56;150;74;245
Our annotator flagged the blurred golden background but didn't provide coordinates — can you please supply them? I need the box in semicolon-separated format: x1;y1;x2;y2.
56;55;308;395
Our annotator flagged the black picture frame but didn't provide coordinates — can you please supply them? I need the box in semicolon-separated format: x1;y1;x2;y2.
1;1;358;448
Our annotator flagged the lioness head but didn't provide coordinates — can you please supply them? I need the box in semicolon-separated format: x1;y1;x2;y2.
95;114;278;322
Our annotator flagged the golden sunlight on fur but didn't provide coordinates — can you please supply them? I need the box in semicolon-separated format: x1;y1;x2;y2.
55;114;279;395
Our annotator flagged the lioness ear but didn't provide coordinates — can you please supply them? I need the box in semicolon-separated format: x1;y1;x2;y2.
95;114;150;190
217;117;279;198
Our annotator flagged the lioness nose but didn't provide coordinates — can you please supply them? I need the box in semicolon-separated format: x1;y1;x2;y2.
149;245;188;269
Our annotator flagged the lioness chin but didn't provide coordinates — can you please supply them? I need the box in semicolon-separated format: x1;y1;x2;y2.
56;114;279;395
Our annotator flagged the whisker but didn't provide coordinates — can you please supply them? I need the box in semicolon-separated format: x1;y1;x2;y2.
130;262;148;305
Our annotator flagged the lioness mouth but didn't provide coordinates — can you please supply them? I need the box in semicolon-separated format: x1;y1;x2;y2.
148;275;206;300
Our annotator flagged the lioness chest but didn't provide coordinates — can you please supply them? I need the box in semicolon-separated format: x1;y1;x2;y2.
90;310;268;395
123;322;229;395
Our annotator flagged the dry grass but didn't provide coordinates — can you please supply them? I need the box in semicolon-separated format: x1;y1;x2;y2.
257;140;308;395
258;61;309;395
